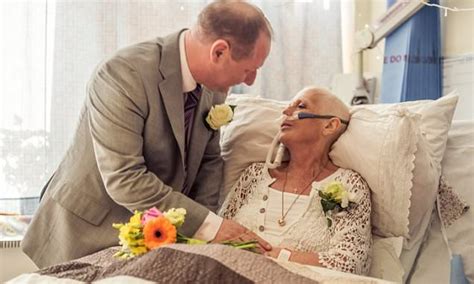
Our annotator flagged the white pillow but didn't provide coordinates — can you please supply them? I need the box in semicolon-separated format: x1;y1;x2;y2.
333;94;458;244
405;133;438;247
379;94;459;248
357;93;459;168
329;107;420;237
219;95;287;206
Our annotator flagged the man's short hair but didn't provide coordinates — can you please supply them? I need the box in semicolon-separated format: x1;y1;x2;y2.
197;1;273;60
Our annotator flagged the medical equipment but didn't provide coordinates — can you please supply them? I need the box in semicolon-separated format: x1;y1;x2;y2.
295;112;349;125
351;0;425;105
265;132;285;169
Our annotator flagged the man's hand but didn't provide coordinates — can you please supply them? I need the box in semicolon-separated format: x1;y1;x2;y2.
211;219;272;252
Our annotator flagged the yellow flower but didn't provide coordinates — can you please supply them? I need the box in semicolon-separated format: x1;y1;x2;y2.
323;182;345;200
116;222;147;256
129;211;142;226
322;181;353;209
129;244;148;255
205;104;234;130
163;208;187;228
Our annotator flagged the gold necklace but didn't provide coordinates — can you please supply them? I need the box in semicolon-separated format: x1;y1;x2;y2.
278;163;327;227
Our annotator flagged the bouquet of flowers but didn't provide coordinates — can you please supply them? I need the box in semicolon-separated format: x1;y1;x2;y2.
113;207;256;259
316;181;356;227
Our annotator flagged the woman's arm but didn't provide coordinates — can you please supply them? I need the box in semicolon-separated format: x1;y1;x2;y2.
317;172;372;275
265;247;321;266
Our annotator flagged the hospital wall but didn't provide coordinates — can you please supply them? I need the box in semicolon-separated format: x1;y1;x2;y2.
354;0;474;103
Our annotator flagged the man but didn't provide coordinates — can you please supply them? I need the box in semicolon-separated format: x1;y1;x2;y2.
22;1;272;268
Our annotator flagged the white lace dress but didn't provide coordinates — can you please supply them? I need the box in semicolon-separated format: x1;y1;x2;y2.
218;162;372;275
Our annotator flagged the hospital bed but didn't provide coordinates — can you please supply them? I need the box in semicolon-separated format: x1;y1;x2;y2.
7;93;472;283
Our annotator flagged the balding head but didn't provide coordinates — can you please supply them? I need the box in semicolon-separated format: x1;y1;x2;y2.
295;87;349;122
194;0;273;60
293;86;350;142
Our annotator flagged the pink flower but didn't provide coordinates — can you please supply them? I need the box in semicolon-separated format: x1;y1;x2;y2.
141;207;163;225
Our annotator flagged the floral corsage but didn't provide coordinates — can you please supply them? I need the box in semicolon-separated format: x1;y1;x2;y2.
112;207;255;259
315;181;356;227
204;104;236;130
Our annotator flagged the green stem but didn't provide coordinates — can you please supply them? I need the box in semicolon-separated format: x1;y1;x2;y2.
233;243;257;249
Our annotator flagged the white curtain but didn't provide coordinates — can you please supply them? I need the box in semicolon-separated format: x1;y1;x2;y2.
235;0;342;100
0;0;341;215
0;0;51;215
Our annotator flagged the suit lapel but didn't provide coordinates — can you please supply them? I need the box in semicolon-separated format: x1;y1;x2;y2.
158;31;186;167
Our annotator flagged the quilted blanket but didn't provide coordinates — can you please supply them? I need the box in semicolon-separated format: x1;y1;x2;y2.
10;244;389;283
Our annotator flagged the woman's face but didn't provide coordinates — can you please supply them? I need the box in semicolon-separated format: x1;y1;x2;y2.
279;91;323;145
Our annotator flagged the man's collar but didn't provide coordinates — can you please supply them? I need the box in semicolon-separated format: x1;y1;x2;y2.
179;30;198;93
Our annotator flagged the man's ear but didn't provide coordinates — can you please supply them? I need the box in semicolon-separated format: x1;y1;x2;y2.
322;118;341;136
210;39;230;63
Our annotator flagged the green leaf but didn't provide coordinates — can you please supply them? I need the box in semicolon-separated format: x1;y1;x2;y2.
221;240;258;252
321;199;337;212
318;191;326;199
112;223;124;229
176;233;208;245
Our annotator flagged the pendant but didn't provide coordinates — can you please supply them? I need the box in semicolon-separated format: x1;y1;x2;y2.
278;218;286;227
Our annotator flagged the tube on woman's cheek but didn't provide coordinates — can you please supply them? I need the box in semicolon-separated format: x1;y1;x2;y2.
296;112;315;120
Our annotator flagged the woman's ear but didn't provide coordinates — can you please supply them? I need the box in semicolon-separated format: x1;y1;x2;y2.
322;118;341;136
210;39;230;63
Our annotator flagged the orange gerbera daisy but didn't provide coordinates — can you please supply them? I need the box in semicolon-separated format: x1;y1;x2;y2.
143;216;177;249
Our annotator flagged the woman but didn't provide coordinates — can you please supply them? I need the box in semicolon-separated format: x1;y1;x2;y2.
218;87;372;275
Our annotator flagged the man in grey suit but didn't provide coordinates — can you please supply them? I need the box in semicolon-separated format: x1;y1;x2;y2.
22;1;273;268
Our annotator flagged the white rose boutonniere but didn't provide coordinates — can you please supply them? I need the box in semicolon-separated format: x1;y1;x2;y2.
313;181;356;227
204;104;236;130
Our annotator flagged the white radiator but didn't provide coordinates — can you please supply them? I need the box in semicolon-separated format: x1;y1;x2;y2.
0;240;38;282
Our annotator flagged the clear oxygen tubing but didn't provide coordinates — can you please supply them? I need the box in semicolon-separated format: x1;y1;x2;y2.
265;113;300;169
265;132;286;169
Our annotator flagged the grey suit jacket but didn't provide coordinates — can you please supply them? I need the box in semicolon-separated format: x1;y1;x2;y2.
21;30;226;268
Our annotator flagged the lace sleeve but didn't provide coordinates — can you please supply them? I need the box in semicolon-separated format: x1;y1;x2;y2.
318;171;372;275
218;163;265;219
438;175;469;227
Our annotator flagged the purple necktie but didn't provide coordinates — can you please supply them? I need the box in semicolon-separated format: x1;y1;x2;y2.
182;84;201;194
184;84;202;152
